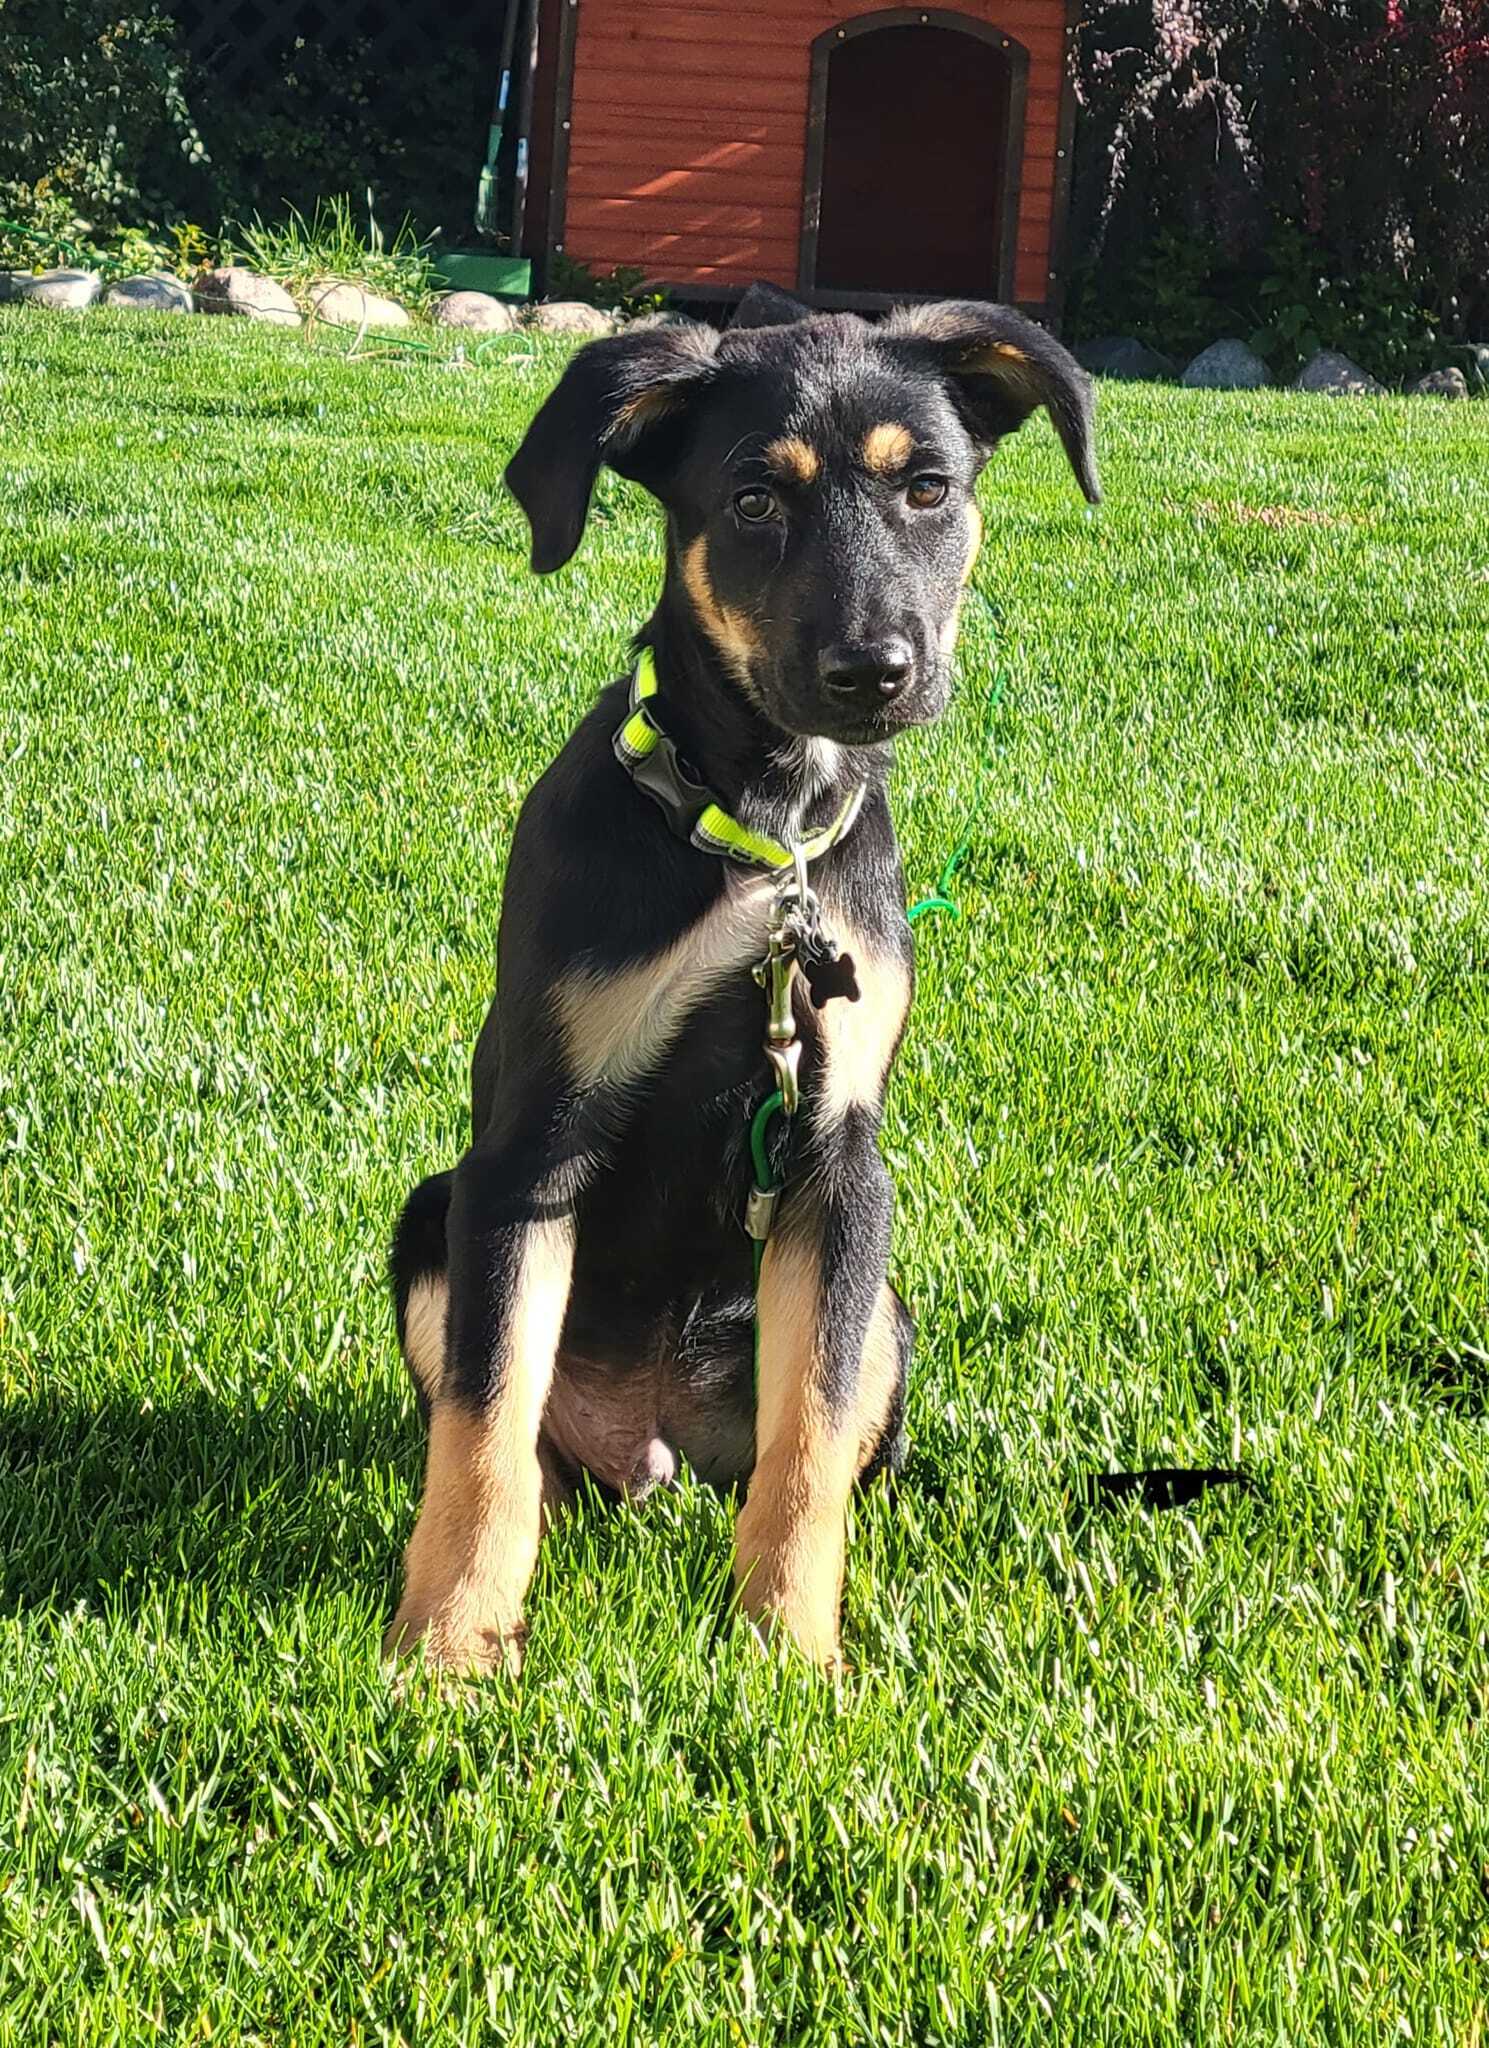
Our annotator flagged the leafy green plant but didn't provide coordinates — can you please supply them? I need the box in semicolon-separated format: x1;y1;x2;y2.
1070;216;1451;386
232;194;440;317
1068;227;1237;362
548;252;669;322
0;191;222;280
1073;0;1489;352
0;186;95;272
1248;225;1443;381
195;39;488;238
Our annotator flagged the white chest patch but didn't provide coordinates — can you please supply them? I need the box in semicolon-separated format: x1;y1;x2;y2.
810;923;912;1134
559;872;777;1091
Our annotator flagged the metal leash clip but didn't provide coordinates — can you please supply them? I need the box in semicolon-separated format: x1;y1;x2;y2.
752;885;804;1115
753;833;860;1115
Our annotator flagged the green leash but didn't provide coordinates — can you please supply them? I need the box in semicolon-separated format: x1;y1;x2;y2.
749;1088;787;1385
905;662;1008;923
746;598;1010;1379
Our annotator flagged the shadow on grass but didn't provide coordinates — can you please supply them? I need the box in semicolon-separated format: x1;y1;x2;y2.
0;1381;422;1616
1;1372;1273;1631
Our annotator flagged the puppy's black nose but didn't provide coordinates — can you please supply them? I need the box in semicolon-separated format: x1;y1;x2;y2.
819;639;913;703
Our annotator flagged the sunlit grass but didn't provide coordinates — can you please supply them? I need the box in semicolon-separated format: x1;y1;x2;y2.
1;310;1486;2045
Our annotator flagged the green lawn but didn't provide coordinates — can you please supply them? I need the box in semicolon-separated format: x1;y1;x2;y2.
1;309;1487;2045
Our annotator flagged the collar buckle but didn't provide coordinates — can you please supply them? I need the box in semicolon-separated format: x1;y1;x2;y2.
621;723;712;844
614;650;867;877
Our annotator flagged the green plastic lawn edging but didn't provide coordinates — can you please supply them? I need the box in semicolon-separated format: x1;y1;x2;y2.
433;249;532;300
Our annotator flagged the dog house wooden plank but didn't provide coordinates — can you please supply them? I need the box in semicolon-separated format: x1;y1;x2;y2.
550;0;1076;319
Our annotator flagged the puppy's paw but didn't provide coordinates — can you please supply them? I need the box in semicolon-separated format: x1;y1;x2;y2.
734;1576;843;1673
382;1604;526;1682
743;1613;843;1675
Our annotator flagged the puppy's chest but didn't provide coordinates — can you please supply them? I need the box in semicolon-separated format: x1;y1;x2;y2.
557;877;909;1111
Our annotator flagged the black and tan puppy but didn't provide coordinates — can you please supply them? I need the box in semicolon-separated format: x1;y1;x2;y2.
385;297;1098;1674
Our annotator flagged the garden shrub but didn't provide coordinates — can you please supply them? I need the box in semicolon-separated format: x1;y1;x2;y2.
0;0;207;242
196;41;490;241
1070;0;1489;374
0;1;496;256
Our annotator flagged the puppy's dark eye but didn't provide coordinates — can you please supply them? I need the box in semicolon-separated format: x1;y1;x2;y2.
733;487;779;524
906;475;950;510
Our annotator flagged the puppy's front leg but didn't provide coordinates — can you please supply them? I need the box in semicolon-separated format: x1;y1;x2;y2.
385;1134;577;1675
734;1146;903;1667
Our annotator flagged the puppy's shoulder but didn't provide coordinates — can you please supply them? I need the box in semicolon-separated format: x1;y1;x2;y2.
503;673;723;969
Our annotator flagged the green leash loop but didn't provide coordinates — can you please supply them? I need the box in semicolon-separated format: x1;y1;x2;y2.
750;1088;786;1195
749;1088;787;1388
906;603;1009;923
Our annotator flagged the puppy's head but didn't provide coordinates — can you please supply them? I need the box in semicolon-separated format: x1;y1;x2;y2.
505;300;1098;746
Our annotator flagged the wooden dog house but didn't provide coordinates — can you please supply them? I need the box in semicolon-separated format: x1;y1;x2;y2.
522;0;1077;321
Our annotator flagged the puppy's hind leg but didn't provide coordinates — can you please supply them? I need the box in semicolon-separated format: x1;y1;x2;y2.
391;1170;455;1420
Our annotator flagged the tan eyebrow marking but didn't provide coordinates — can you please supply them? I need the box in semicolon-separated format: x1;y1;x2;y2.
862;422;914;474
763;435;820;484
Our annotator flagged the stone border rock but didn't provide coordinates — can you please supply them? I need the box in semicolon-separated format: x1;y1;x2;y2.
522;300;618;336
1076;335;1177;382
3;268;102;311
193;267;300;323
1076;329;1484;399
1292;349;1382;395
433;290;519;334
105;272;194;313
1412;367;1469;398
308;280;411;331
1181;339;1273;390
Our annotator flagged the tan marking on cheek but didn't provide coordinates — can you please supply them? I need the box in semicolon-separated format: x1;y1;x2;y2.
385;1217;574;1674
812;930;912;1133
734;1234;857;1666
961;501;983;585
558;875;774;1090
681;534;762;684
402;1274;447;1403
862;422;914;475
764;435;820;484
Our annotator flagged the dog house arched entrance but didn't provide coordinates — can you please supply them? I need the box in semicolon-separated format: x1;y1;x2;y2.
799;8;1029;304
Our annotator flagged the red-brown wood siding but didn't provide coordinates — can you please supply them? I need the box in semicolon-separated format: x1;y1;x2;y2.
558;0;1068;306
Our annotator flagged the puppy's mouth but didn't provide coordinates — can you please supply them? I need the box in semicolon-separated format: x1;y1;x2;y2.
809;710;921;746
799;687;946;747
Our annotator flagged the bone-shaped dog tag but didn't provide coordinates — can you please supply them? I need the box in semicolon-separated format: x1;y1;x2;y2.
802;933;860;1008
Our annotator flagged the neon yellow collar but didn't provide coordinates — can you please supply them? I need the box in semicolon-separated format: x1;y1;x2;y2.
613;647;867;870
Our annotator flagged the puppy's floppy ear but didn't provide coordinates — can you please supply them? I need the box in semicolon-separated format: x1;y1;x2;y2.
504;322;721;573
881;300;1101;504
